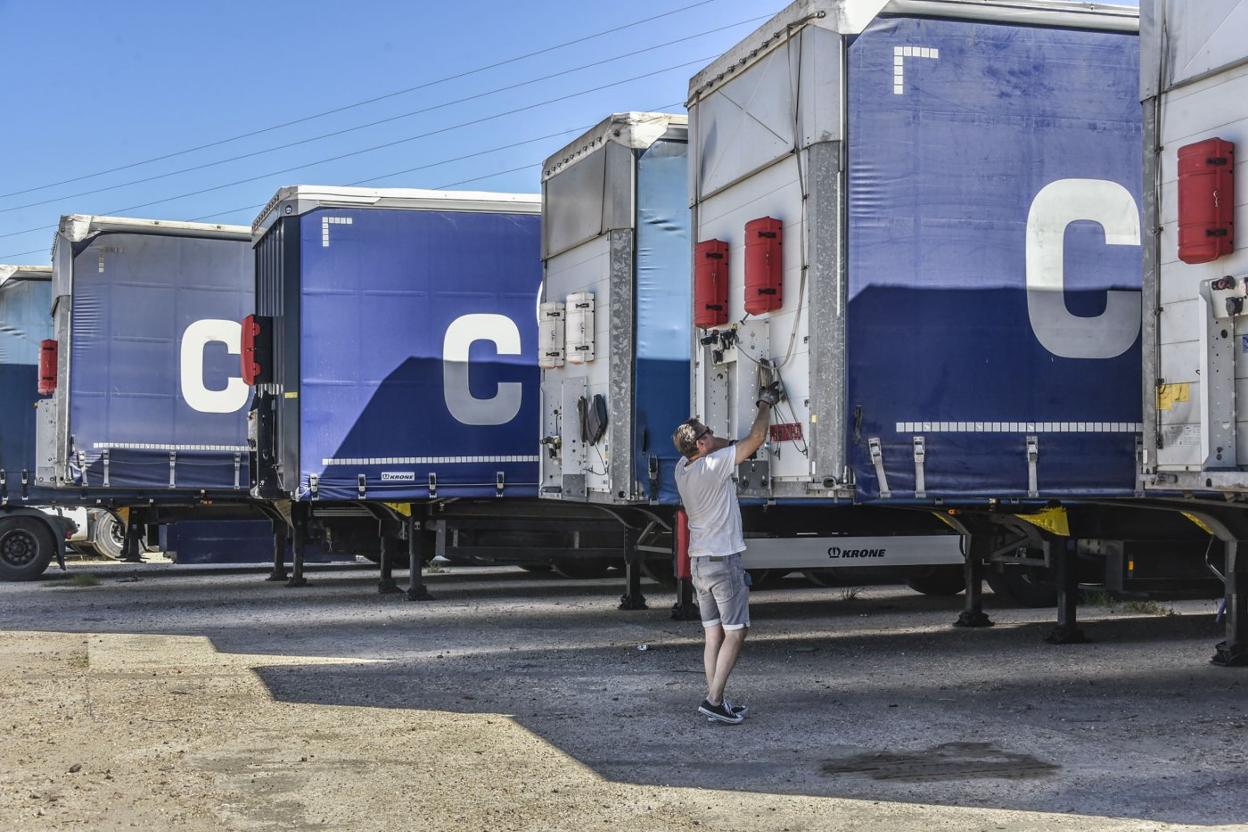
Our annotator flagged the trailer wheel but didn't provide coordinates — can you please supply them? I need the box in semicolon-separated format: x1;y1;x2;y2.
0;516;56;581
641;556;676;590
905;565;966;597
91;513;126;560
986;566;1058;608
553;558;615;579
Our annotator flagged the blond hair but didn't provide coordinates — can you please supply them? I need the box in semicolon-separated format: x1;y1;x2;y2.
672;419;706;459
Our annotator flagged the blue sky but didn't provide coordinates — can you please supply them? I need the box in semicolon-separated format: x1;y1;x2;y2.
0;0;772;263
0;0;1138;264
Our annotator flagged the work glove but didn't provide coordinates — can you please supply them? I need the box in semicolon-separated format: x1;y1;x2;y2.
756;381;781;408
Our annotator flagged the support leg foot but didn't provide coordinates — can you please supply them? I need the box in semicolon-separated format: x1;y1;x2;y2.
405;515;433;602
671;577;698;621
954;610;993;628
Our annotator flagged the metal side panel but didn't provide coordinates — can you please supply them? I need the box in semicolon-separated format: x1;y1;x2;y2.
606;229;636;501
1150;59;1248;483
543;234;613;500
0;274;58;502
806;140;847;493
1141;94;1162;474
693;154;813;497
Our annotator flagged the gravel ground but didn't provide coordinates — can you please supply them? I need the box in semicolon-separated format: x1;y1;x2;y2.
0;563;1245;831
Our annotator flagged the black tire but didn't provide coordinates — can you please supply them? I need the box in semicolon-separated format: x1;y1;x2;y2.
986;566;1058;608
803;568;848;588
519;564;553;574
641;556;676;590
91;513;126;560
0;516;57;581
552;558;615;579
906;565;966;597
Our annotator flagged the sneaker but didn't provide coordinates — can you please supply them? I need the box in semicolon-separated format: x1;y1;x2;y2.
697;699;744;725
722;697;749;718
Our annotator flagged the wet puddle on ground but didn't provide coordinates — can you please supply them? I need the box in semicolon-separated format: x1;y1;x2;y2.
821;742;1059;782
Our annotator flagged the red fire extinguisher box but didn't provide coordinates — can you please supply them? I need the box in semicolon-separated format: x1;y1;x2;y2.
744;217;783;315
1177;138;1234;265
694;239;729;328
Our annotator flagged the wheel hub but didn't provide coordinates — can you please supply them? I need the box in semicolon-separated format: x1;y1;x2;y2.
1;530;38;567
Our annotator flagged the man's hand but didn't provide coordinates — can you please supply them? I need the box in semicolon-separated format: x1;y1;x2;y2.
756;381;781;408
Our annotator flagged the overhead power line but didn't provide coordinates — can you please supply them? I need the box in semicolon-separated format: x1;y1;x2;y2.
0;15;762;216
0;0;719;201
185;98;684;224
0;57;710;247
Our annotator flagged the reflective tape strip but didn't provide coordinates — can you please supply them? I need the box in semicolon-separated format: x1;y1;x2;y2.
92;442;249;451
320;455;541;466
894;422;1143;433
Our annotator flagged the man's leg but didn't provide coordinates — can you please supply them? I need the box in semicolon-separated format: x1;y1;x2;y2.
708;626;747;705
703;624;724;691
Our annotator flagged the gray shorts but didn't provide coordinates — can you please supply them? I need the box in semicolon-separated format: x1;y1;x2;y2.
690;553;750;631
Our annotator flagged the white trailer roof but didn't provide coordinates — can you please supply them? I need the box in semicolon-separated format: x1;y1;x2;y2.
1141;0;1248;98
252;185;541;238
56;214;250;245
0;263;52;289
689;0;1138;102
542;113;687;182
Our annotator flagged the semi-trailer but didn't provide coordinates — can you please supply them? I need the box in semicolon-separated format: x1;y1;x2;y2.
1139;0;1248;664
247;186;628;596
0;264;76;579
537;111;964;610
682;0;1217;632
25;215;284;574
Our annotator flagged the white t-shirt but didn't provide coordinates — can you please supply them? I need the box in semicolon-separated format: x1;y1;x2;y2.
675;445;746;558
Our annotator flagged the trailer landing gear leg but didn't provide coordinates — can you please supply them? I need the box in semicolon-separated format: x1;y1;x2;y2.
954;535;992;628
405;514;432;602
286;506;308;588
266;522;288;582
619;526;647;611
1213;540;1248;666
378;535;400;594
672;578;698;621
121;518;144;564
1046;543;1086;644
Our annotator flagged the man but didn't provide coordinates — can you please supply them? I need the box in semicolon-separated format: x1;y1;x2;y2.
672;374;778;725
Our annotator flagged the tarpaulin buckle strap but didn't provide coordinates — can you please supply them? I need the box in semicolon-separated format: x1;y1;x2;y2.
309;474;319;499
1026;435;1040;498
868;437;891;499
357;474;367;499
20;469;28;501
102;449;111;488
496;471;505;497
76;451;87;487
168;451;176;489
233;453;242;490
912;436;926;499
0;468;7;505
428;473;437;499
